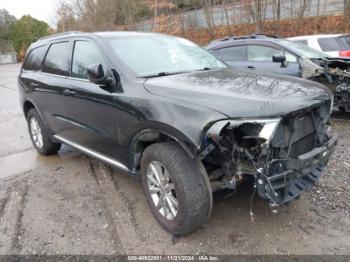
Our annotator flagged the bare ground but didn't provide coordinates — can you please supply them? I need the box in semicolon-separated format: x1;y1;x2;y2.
0;64;349;255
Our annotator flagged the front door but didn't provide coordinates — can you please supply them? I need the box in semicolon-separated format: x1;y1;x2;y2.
245;45;300;77
60;39;120;159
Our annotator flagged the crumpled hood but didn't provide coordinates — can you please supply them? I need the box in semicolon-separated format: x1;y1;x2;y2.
144;68;331;118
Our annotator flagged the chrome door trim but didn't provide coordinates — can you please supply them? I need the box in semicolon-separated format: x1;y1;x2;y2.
53;134;130;172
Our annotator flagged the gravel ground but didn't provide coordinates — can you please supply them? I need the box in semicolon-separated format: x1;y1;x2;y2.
0;64;349;255
311;112;350;213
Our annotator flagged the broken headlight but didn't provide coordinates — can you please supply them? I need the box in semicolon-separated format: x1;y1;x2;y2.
207;118;281;146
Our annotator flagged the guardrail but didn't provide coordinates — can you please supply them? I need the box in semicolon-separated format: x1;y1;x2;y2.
0;53;17;64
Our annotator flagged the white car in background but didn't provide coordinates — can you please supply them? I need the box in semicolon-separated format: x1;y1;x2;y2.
288;34;350;58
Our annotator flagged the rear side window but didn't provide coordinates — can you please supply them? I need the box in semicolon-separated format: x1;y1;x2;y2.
71;41;107;79
213;46;246;62
42;42;70;76
318;38;341;52
23;46;46;71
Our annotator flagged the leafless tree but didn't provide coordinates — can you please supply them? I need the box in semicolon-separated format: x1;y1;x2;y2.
203;0;216;38
345;0;350;31
272;0;281;22
241;0;268;32
221;0;232;35
271;0;281;34
314;0;321;33
56;2;77;32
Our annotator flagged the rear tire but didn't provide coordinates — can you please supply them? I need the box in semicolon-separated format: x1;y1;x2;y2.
27;108;61;155
141;141;212;235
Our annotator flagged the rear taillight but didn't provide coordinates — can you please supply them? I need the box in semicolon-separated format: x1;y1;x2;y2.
339;50;350;57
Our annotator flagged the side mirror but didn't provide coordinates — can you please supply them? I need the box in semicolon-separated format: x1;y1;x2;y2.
272;55;287;67
87;64;110;85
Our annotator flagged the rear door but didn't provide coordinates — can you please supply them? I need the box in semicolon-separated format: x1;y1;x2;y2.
23;41;72;135
60;38;119;158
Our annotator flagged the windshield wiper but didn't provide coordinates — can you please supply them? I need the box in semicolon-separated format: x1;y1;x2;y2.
142;71;190;78
142;67;220;78
196;67;211;71
196;67;223;72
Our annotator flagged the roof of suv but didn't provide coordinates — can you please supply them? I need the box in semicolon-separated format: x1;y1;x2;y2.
31;31;164;49
206;33;279;49
288;34;346;40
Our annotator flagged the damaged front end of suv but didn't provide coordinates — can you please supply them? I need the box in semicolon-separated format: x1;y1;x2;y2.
199;100;338;205
301;57;350;112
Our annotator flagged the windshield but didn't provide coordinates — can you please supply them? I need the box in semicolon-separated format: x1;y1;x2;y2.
106;35;227;77
277;39;328;59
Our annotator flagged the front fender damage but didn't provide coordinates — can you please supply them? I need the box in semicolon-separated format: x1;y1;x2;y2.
198;103;338;206
301;57;350;112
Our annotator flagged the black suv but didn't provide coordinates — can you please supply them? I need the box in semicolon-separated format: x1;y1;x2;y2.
19;31;337;235
206;34;350;112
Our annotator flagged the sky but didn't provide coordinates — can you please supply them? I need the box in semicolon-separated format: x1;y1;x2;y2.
0;0;60;27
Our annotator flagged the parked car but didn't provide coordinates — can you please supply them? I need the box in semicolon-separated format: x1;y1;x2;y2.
206;34;350;112
19;31;337;235
288;34;350;58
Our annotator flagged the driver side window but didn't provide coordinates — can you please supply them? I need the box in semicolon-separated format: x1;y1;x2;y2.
247;45;297;63
71;40;107;79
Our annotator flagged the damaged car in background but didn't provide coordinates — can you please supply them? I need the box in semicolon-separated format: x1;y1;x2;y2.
206;34;350;112
19;32;337;236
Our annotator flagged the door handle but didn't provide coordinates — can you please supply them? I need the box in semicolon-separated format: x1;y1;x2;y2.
247;66;255;69
63;89;76;96
30;82;40;88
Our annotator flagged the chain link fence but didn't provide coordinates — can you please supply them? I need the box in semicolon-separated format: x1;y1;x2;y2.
135;0;345;31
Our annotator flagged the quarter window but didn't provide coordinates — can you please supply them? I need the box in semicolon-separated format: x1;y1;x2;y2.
23;46;46;71
72;41;107;79
42;42;70;76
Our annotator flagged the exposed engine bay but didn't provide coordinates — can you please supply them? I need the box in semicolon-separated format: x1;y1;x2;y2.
302;57;350;112
200;100;338;206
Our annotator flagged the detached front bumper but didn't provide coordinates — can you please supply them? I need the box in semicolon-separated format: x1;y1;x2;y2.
256;133;338;204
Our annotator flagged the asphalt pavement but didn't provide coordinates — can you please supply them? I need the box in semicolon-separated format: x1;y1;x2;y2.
0;63;349;255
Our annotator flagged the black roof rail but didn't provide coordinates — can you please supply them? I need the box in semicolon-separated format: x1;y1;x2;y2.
217;33;278;42
39;31;84;41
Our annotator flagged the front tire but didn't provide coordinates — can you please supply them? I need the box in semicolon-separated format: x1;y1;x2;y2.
141;142;212;235
27;108;61;155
